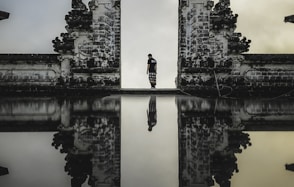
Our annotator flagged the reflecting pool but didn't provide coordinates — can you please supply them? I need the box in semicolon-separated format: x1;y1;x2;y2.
0;95;294;187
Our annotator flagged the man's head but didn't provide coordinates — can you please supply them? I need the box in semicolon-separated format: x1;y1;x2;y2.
148;54;152;59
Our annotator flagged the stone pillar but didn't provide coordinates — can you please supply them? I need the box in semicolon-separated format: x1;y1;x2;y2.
87;0;121;89
59;55;72;84
177;0;250;95
54;0;121;89
178;0;215;89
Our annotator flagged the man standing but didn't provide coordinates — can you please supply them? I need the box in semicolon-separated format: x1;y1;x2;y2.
146;54;157;88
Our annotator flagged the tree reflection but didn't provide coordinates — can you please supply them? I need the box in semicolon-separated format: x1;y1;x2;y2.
52;97;121;187
177;97;252;187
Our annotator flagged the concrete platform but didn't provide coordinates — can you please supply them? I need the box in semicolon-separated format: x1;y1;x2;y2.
117;88;189;95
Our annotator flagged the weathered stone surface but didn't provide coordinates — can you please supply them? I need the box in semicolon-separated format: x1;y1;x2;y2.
178;0;241;91
0;54;61;88
177;0;294;97
53;0;121;89
0;1;121;91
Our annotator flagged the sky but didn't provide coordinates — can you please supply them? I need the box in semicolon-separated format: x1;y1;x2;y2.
0;0;294;88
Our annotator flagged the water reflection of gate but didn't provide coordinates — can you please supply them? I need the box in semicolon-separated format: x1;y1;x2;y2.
176;97;294;187
177;97;251;187
52;96;121;187
1;97;294;187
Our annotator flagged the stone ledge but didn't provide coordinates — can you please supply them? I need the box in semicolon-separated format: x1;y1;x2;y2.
71;67;119;73
243;54;294;64
0;54;60;64
118;88;184;95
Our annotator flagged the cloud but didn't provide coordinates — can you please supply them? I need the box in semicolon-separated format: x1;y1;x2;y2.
232;0;294;53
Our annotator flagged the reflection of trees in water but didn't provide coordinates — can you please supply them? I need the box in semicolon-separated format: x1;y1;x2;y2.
52;98;120;187
178;97;252;187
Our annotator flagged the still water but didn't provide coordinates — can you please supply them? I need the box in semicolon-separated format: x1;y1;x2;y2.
0;95;294;187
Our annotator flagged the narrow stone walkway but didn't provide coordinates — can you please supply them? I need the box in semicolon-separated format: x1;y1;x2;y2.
118;88;185;95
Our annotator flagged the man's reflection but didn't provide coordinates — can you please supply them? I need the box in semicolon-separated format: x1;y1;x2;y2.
147;96;157;132
52;97;121;187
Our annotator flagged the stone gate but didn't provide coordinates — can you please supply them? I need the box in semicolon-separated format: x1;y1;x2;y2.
1;0;294;96
53;0;121;89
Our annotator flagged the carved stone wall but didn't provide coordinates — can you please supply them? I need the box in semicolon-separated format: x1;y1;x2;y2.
0;54;61;89
177;0;251;95
53;0;121;89
240;54;294;93
177;0;294;96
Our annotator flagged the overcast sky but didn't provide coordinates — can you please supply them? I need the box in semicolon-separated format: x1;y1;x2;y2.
0;0;294;88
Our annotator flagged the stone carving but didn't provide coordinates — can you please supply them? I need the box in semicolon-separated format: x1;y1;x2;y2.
52;33;75;54
0;70;57;83
65;10;92;32
245;69;294;88
53;0;121;89
178;0;251;95
72;0;87;10
211;0;237;31
0;54;61;90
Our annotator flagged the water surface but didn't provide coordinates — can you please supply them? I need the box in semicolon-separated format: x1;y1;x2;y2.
0;95;294;187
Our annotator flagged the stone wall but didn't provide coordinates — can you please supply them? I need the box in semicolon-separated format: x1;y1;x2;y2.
177;0;250;96
239;54;294;94
177;0;294;96
0;54;61;89
0;0;121;91
53;0;121;89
